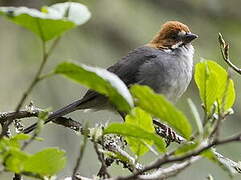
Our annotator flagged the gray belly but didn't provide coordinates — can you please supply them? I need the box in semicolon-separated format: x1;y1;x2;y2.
161;69;192;102
137;57;193;102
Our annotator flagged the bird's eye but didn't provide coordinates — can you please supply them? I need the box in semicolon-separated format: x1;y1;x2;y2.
170;34;178;40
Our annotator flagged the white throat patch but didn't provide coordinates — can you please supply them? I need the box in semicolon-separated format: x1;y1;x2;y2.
171;41;183;49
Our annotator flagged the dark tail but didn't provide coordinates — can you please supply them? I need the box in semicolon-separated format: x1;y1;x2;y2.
23;99;83;134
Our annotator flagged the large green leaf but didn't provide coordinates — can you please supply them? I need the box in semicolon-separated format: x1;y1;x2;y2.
187;99;203;135
195;60;236;113
5;149;30;174
195;62;218;113
54;62;133;112
0;2;91;41
207;61;235;111
24;148;66;176
104;123;166;153
0;135;66;177
0;134;30;162
4;147;66;177
125;107;155;156
130;85;192;139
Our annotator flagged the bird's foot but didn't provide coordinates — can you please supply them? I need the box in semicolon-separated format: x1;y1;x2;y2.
153;120;186;146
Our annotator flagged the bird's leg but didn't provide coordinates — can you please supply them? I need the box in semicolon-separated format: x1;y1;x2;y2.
153;119;186;145
117;111;185;145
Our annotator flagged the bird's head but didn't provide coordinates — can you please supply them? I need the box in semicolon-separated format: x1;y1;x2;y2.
147;21;198;49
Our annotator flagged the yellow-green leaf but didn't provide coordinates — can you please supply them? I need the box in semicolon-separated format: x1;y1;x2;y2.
125;108;155;156
0;2;91;41
130;85;192;139
55;62;133;112
104;123;166;153
194;60;236;113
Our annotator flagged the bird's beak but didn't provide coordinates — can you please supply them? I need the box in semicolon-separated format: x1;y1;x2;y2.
183;33;198;44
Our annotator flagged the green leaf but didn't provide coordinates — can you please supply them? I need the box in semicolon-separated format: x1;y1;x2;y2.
24;148;66;176
222;79;235;111
194;60;236;113
187;99;203;135
12;134;30;141
2;134;31;150
0;2;91;41
125;108;155;156
104;123;166;153
102;150;131;165
194;61;218;113
0;134;30;162
54;62;133;112
0;136;66;177
206;61;235;111
130;85;192;139
5;149;30;173
38;110;50;121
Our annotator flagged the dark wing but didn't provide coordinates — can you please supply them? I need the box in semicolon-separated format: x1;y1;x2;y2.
80;46;158;102
22;46;159;134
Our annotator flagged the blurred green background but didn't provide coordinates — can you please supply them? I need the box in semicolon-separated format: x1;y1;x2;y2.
0;0;241;179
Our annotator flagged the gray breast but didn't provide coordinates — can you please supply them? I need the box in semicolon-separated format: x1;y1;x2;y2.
137;45;194;102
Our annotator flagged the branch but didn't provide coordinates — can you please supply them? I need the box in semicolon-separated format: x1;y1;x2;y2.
115;132;241;180
0;37;61;137
0;109;40;123
94;141;111;178
0;108;83;133
72;127;88;179
1;108;142;177
137;156;201;180
218;33;241;75
15;37;60;112
103;141;143;173
65;156;201;180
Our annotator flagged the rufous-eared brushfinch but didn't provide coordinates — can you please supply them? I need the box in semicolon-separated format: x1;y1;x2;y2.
24;21;198;133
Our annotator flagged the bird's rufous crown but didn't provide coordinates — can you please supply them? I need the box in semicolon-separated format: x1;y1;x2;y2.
147;21;192;49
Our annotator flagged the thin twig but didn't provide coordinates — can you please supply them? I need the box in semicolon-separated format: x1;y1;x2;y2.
15;40;47;112
72;125;88;179
67;156;201;180
218;33;241;75
0;108;83;133
53;117;83;132
94;141;111;178
0;109;40;123
115;132;241;180
0;37;61;137
21;111;49;150
137;156;201;180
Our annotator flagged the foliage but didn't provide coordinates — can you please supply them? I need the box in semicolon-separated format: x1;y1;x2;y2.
104;108;166;155
125;108;156;156
130;85;192;139
0;2;91;41
0;134;66;179
54;62;133;112
0;1;239;180
195;60;235;114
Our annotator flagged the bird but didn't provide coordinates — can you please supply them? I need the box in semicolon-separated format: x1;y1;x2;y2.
23;21;198;134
